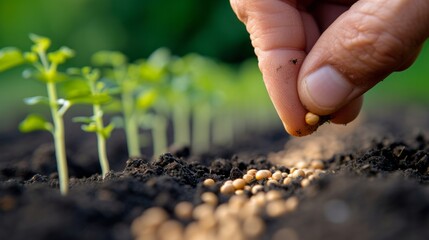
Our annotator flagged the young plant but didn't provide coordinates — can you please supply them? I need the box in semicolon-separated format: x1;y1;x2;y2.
91;51;142;157
67;67;114;178
0;34;74;195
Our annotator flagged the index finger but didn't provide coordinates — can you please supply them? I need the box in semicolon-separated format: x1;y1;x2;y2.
230;0;317;136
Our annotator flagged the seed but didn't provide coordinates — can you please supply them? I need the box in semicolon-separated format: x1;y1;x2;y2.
251;185;264;195
267;179;278;186
266;190;282;202
266;200;287;218
311;160;324;170
251;192;266;207
285;197;299;212
289;167;298;174
308;175;315;181
296;160;308;169
255;170;271;180
157;220;184;240
175;201;193;220
305;112;320;126
244;185;251;191
215;203;232;220
131;207;169;238
229;195;247;213
192;203;214;221
247;169;258;176
232;178;246;190
281;172;288;178
283;177;293;185
243;216;265;238
301;179;310;188
292;169;305;178
272;171;282;181
203;178;215;187
305;170;314;178
242;174;254;183
201;192;218;206
220;183;235;195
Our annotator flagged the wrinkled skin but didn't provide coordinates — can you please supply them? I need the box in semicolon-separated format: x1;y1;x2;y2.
230;0;429;136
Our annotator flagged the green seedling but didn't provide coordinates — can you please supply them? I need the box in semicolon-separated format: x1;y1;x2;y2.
0;34;74;195
92;49;169;157
67;67;114;178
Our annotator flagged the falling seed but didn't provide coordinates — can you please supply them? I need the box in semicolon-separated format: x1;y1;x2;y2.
174;201;194;220
220;183;235;195
232;178;246;190
203;178;215;187
305;112;320;126
201;192;218;206
255;170;271;180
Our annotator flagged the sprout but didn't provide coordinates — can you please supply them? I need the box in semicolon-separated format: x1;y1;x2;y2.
0;35;74;195
68;67;114;179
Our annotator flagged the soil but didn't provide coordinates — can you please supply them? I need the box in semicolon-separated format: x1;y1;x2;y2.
0;106;428;240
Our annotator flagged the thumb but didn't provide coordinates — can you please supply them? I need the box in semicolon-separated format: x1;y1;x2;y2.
298;0;429;116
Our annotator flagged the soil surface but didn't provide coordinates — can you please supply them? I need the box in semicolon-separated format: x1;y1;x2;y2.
0;106;428;240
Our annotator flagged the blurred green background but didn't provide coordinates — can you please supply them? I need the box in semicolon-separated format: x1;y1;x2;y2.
0;0;428;131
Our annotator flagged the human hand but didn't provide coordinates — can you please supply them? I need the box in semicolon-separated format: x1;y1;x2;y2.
230;0;429;136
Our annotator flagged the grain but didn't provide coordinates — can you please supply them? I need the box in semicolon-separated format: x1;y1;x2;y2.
305;112;320;126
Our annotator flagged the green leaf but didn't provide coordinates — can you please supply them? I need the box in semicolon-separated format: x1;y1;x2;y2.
81;123;98;133
0;47;25;72
48;47;75;65
23;96;50;105
73;116;94;124
92;51;127;67
136;89;157;110
19;114;53;133
29;34;51;53
69;93;112;105
101;123;115;139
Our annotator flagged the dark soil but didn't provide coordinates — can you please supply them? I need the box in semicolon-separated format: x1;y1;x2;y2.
0;107;428;240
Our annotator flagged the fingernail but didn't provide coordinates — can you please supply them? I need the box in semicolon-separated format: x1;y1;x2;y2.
302;65;354;111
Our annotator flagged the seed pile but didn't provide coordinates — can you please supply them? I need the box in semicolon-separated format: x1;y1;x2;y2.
131;160;327;240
